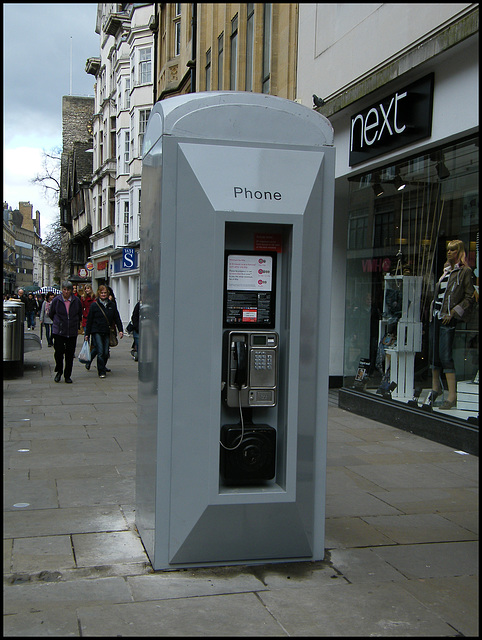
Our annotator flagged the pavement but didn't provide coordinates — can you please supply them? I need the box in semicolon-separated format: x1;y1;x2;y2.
3;325;479;637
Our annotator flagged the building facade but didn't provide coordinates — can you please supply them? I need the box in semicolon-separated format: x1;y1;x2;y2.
3;204;17;294
152;3;298;99
60;95;95;285
297;4;479;447
86;2;154;323
4;202;58;294
8;202;42;292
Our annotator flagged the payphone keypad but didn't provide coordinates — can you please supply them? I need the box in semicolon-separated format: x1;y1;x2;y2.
254;351;273;371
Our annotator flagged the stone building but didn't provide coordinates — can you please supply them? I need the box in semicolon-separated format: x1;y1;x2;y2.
59;95;95;284
153;3;298;100
3;204;17;294
85;3;154;323
5;202;42;292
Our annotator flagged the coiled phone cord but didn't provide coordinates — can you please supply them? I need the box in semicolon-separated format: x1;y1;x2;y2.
220;388;245;451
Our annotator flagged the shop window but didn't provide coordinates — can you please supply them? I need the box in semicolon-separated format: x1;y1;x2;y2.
344;136;479;425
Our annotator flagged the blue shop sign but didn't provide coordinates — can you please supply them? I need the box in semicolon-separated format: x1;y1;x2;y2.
114;249;138;273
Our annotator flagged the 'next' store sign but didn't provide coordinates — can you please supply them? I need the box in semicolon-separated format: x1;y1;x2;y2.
349;74;434;166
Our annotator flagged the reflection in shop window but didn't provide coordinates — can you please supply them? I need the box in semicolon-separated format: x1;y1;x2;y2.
344;136;479;425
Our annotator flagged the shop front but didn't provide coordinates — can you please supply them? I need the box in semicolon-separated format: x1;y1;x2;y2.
330;48;478;453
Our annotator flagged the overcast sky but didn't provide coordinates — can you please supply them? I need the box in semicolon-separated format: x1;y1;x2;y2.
3;3;100;234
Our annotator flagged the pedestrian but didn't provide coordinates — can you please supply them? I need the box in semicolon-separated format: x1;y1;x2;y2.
25;292;39;330
107;285;116;303
49;281;83;383
14;288;28;304
39;292;55;347
72;284;80;297
84;284;124;378
131;300;140;360
80;284;96;335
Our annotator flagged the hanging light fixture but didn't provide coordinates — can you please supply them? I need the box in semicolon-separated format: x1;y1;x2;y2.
430;151;450;179
372;174;384;197
393;171;406;190
436;160;450;179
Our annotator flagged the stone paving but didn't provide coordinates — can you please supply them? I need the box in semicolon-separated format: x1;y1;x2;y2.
3;327;478;636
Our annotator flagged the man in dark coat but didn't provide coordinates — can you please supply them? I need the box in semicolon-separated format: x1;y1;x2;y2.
49;281;83;383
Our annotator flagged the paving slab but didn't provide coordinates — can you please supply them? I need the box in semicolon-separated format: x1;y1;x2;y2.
325;516;393;549
368;486;478;514
361;512;476;544
329;547;409;583
3;576;133;615
57;474;135;507
3;608;80;637
325;489;401;517
345;461;471;490
4;477;59;511
257;582;456;636
71;531;148;566
400;575;479;637
4;505;128;539
127;570;268;600
371;540;478;579
9;535;75;573
77;593;286;637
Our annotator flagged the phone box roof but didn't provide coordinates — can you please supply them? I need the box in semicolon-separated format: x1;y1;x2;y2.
142;91;334;158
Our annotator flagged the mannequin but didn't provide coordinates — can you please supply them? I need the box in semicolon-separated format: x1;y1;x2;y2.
429;240;475;409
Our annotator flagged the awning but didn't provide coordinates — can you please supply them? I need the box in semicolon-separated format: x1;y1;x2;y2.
32;286;62;295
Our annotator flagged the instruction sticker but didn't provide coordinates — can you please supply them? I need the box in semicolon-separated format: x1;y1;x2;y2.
226;255;273;292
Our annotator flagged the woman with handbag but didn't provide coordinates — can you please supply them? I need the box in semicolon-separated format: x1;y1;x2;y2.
84;285;123;378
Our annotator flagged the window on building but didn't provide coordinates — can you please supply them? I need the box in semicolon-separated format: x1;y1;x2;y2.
129;190;134;243
117;130;129;174
174;4;181;57
109;187;115;226
138;188;142;236
139;109;150;154
139;47;152;84
130;52;135;88
125;77;130;109
262;3;272;94
130;113;135;157
124;130;130;173
99;131;104;166
110;116;116;159
117;131;122;174
117;78;122;113
98;192;103;229
246;3;255;92
124;200;130;245
205;48;211;90
100;68;106;102
217;33;224;90
230;14;238;90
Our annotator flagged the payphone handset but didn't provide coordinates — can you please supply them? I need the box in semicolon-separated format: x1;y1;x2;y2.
226;331;278;407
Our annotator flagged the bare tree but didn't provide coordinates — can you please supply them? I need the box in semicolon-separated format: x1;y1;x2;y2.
30;147;64;282
30;147;62;206
41;219;67;284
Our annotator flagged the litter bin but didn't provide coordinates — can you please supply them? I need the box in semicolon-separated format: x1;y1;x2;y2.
4;299;25;375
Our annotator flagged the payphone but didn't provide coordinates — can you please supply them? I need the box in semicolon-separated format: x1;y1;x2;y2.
136;91;335;570
225;330;278;407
